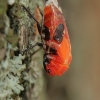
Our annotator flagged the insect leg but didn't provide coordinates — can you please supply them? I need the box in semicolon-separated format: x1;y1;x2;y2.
21;6;44;55
30;47;42;56
36;4;43;17
22;6;41;34
22;42;43;54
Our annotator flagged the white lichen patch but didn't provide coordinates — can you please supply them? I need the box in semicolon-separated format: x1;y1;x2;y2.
0;54;26;99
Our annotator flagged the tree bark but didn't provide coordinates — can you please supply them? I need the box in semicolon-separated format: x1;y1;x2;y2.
0;0;46;100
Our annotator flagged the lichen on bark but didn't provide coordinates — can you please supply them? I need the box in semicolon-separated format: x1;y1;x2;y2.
0;0;46;100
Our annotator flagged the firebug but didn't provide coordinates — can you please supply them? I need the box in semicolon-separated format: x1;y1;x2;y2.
23;0;72;76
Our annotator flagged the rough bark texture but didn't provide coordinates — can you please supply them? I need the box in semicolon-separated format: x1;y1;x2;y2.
0;0;46;100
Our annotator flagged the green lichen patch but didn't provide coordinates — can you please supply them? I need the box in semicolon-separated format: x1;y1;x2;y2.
6;29;18;47
0;0;7;15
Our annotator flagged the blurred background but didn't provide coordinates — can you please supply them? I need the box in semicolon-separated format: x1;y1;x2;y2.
46;0;100;100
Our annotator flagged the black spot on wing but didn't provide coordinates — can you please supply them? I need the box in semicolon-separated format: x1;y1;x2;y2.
53;24;64;43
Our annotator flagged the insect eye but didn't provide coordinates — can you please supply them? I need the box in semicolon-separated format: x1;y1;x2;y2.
53;24;64;43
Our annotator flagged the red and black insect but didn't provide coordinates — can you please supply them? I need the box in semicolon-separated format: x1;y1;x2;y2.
23;0;72;76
